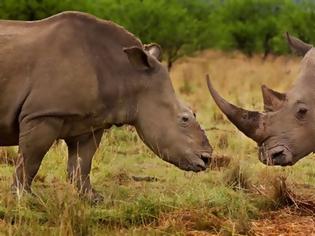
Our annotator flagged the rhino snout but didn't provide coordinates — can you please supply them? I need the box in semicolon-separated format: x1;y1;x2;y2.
200;152;211;167
259;145;293;166
191;156;208;172
189;153;211;172
179;151;212;172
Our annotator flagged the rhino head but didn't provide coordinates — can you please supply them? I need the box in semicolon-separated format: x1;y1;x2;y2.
207;33;315;166
124;44;212;172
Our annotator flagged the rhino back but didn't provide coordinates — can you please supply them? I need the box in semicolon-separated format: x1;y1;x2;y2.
0;12;143;143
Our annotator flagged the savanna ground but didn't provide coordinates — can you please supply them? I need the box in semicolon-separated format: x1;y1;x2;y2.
1;51;315;235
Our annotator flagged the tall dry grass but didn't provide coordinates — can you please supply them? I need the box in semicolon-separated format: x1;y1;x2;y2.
0;50;314;235
172;50;298;110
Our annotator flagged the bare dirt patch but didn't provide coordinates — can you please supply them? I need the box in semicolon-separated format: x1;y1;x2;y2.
156;207;315;236
251;177;315;235
250;208;315;236
154;177;315;235
156;208;227;235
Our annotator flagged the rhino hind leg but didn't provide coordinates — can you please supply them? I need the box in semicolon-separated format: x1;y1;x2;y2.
12;117;63;193
65;128;104;202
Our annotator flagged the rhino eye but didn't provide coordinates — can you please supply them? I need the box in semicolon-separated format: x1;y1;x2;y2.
296;107;308;120
179;113;191;126
182;115;189;122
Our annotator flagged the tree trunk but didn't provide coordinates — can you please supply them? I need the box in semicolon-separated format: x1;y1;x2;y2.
167;60;173;71
263;33;272;60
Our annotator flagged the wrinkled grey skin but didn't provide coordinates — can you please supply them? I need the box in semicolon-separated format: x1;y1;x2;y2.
0;11;212;199
207;33;315;167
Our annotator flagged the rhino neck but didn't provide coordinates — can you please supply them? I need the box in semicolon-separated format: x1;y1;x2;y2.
79;15;152;127
98;76;142;127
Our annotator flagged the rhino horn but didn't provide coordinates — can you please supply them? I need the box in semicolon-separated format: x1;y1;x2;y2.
261;85;286;112
206;75;266;143
285;32;312;56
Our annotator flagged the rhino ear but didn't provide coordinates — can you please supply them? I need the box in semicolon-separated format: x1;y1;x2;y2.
144;43;162;61
285;32;313;56
123;46;156;71
261;85;286;112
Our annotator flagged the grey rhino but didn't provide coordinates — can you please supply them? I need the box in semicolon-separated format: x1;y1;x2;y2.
207;33;315;167
0;11;212;198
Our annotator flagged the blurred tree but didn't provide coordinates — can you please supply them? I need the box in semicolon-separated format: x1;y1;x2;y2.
0;0;86;20
214;0;285;58
1;0;315;65
91;0;212;70
280;1;315;45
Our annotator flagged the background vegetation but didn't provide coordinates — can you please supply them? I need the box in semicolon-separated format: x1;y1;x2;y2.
1;0;315;69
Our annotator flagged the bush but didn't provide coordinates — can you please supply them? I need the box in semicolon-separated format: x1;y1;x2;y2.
1;0;315;65
90;0;213;70
0;0;86;20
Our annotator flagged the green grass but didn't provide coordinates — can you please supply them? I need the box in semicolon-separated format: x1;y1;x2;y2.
1;125;314;235
0;51;315;235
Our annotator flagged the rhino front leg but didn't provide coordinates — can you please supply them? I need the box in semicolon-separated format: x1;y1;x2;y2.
13;117;63;193
65;129;103;201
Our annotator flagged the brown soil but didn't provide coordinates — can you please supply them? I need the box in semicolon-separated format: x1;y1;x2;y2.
156;208;226;235
155;207;315;235
250;208;315;236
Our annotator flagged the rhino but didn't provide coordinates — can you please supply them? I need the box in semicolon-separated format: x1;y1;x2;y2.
207;33;315;167
0;11;212;199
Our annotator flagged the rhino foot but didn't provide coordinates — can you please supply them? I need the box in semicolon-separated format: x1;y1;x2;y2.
81;189;104;204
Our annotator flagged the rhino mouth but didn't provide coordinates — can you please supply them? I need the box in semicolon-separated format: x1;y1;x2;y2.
259;144;293;166
181;151;212;172
184;152;212;172
163;151;212;172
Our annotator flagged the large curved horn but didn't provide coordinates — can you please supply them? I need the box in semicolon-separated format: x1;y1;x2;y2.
206;75;266;143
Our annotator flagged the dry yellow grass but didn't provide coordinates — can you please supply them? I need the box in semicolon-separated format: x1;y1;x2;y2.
171;50;299;110
0;50;314;235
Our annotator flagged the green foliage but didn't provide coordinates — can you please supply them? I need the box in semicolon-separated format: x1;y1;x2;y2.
0;0;86;20
88;0;212;70
1;0;315;65
214;0;281;57
208;0;315;57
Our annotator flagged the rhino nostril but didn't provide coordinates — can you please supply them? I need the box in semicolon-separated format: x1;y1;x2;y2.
200;153;211;166
271;150;284;159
